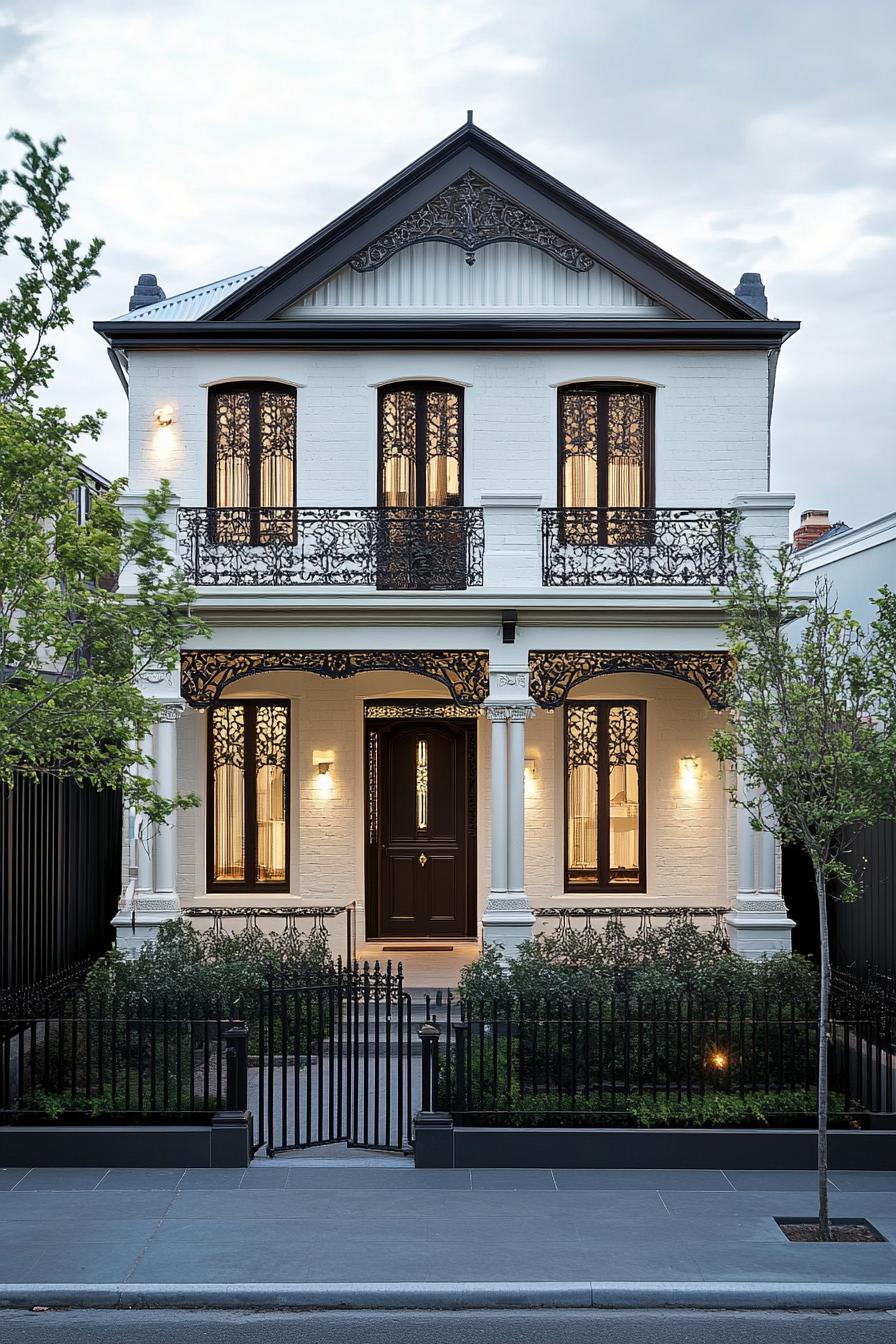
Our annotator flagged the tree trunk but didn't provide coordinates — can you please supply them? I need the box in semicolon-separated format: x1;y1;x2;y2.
814;860;832;1240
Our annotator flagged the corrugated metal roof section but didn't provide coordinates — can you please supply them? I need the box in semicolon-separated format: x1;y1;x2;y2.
278;241;673;317
113;267;264;321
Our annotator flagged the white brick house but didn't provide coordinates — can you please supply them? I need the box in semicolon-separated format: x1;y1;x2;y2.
95;119;799;970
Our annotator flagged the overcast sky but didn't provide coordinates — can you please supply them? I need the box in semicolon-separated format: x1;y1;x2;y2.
0;0;893;528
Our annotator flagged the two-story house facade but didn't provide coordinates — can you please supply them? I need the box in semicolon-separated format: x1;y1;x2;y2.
95;120;799;971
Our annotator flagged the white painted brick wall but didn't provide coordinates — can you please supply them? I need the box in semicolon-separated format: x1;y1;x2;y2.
126;348;771;510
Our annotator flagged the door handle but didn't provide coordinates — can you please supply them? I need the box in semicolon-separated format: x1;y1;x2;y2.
418;852;428;867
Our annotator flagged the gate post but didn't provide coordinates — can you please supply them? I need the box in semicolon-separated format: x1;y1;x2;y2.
211;1022;252;1168
418;1020;440;1112
414;1019;454;1169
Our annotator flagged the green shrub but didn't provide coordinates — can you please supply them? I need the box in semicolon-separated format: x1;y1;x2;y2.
85;917;334;1013
461;1088;849;1129
458;917;818;1006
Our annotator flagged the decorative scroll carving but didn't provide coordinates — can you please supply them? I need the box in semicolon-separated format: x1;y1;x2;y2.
529;650;732;710
541;507;739;586
181;650;490;708
364;701;481;719
350;171;595;272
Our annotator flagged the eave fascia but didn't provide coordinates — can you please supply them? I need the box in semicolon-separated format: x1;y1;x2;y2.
93;317;799;352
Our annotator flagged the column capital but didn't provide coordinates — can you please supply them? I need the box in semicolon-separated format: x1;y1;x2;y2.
485;701;536;722
157;701;185;723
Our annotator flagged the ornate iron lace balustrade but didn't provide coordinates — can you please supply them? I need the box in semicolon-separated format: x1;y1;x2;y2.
178;507;484;590
541;507;739;586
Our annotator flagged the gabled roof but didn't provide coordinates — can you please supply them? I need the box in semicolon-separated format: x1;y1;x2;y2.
95;119;799;350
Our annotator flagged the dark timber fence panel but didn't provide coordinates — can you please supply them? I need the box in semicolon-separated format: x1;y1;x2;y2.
0;773;121;994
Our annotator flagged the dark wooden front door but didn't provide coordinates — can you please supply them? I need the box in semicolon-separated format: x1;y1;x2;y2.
367;717;474;940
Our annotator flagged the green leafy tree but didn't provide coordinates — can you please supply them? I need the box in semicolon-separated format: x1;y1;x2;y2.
0;130;206;822
713;539;896;1238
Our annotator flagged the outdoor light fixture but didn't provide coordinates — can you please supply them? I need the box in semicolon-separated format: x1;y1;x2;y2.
154;404;175;427
680;755;699;776
709;1050;728;1070
312;750;335;775
524;756;538;780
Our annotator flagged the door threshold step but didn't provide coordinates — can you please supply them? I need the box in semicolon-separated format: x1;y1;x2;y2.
381;944;456;952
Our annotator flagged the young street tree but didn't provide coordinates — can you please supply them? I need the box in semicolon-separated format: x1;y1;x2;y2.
0;130;205;821
713;539;896;1238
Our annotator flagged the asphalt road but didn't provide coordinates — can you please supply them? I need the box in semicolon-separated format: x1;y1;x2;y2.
3;1310;896;1343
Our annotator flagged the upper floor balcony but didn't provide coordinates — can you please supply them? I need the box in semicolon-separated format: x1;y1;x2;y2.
176;502;742;592
178;505;485;590
541;506;738;587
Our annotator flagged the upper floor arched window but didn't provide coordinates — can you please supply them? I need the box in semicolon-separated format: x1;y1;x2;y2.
378;383;463;508
558;385;653;510
209;382;296;542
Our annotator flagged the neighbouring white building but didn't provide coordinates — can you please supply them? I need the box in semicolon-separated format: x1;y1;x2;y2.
94;119;800;971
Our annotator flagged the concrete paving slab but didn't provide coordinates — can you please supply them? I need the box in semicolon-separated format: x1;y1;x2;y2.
551;1168;732;1191
96;1169;185;1191
470;1169;557;1189
12;1169;108;1191
829;1171;896;1192
284;1166;472;1189
0;1168;30;1190
0;1190;177;1220
722;1169;835;1191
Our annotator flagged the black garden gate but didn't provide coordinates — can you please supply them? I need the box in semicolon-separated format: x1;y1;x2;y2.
256;962;414;1154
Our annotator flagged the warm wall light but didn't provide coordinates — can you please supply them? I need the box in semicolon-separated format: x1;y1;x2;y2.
524;756;538;780
154;404;175;427
680;755;699;777
709;1050;728;1070
312;750;335;775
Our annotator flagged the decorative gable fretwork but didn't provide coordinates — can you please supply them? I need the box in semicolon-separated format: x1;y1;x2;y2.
180;649;490;708
528;650;732;710
349;171;596;273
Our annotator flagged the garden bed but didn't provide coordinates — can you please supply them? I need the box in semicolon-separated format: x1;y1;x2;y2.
0;1110;253;1167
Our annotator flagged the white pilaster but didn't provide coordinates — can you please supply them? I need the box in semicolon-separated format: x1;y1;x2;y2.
481;698;536;959
153;704;182;896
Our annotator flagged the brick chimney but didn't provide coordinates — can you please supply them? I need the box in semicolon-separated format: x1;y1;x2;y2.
793;509;832;551
128;273;165;311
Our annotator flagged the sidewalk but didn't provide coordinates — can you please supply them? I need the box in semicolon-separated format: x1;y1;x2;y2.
2;1161;896;1310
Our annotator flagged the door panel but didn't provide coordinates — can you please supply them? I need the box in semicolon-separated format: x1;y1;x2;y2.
373;720;472;939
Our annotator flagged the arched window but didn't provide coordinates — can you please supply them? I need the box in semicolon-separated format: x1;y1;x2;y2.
208;382;296;543
558;385;653;511
378;383;463;508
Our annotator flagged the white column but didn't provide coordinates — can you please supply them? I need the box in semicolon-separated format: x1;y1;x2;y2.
488;708;509;894
736;773;757;896
153;704;182;894
114;704;183;957
481;701;536;960
135;730;154;895
726;765;793;959
758;792;777;895
507;708;528;893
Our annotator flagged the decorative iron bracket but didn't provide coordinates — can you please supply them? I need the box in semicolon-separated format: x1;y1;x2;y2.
349;171;595;272
181;650;490;708
528;650;732;710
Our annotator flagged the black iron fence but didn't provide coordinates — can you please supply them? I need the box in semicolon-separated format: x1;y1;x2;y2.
436;983;896;1125
178;506;485;590
541;506;738;586
0;991;244;1119
1;773;121;994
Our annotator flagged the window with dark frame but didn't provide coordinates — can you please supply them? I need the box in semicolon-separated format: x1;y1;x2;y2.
558;386;653;544
565;700;645;893
208;700;289;892
209;382;296;544
378;383;463;508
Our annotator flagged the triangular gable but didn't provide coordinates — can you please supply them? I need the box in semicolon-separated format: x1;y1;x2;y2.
206;121;762;324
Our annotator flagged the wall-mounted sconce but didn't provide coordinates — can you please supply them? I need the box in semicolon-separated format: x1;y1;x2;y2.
680;755;699;778
312;750;335;775
524;756;538;780
154;404;175;427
